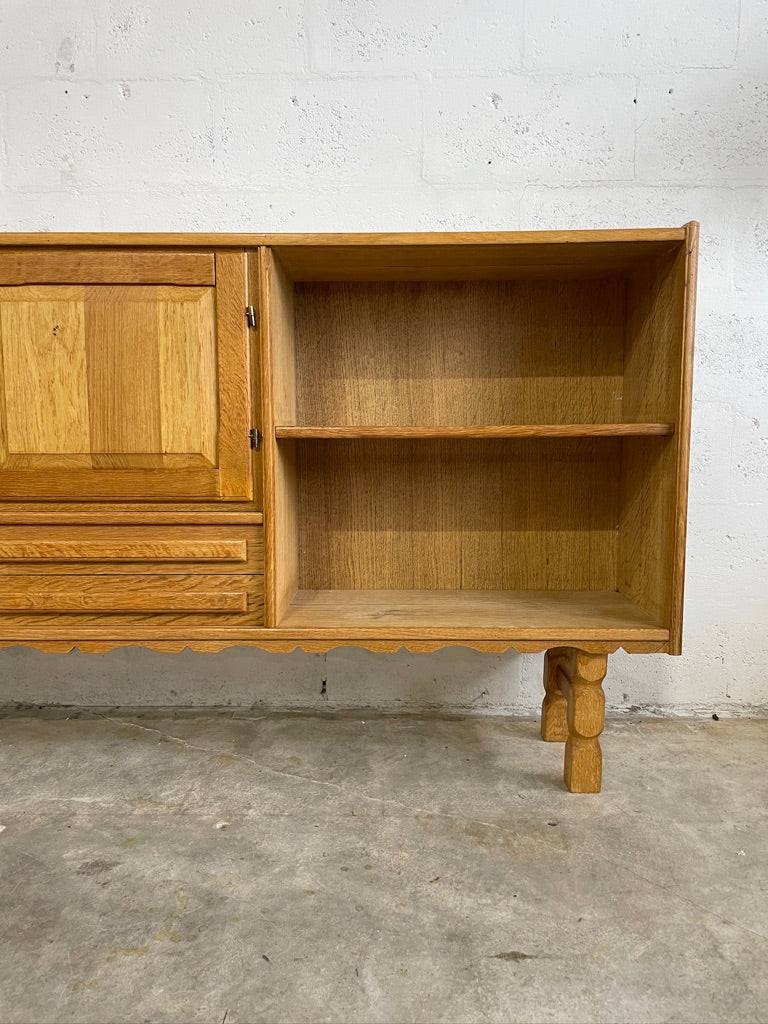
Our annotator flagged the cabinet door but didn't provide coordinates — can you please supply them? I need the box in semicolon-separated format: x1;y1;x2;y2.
0;249;252;501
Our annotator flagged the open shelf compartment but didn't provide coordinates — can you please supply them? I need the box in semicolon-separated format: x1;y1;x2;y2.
260;230;691;647
265;236;686;433
267;436;674;641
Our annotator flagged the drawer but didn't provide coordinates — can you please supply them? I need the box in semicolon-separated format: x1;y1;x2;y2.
0;525;263;575
0;575;263;625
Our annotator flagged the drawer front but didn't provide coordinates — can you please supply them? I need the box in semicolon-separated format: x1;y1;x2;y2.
0;525;263;575
0;575;263;625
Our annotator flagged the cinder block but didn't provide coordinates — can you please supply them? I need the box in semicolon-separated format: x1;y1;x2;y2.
98;0;305;77
636;72;768;185
308;0;523;73
524;0;739;72
324;646;525;713
216;77;420;187
688;503;768;626
688;399;734;505
99;186;522;233
0;0;97;81
735;0;768;70
696;310;768;396
729;190;768;311
422;76;636;185
519;184;736;297
0;190;102;230
3;80;215;190
731;397;768;504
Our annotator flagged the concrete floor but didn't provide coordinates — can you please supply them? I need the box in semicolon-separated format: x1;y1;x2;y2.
0;711;766;1024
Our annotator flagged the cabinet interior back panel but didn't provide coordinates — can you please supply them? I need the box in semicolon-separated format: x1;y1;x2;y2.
296;438;620;591
293;278;626;426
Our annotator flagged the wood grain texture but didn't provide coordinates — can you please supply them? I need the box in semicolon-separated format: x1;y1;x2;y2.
212;251;253;500
0;469;223;501
618;225;695;646
541;647;569;742
0;525;262;574
259;247;300;626
0;228;688;249
277;424;674;438
277;589;667;639
669;222;698;654
272;238;682;281
0;254;253;500
0;508;263;520
0;228;694;669
293;279;625;426
246;251;264;509
297;438;620;591
0;575;262;621
0;639;669;654
0;286;90;454
544;648;608;794
0;250;215;284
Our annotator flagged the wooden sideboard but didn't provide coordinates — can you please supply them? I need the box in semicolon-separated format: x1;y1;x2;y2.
0;227;698;792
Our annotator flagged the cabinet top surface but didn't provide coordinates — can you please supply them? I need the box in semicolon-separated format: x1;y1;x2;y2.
0;226;693;248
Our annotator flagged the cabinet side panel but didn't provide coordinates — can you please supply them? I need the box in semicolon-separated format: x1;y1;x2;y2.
259;248;299;624
618;436;676;627
619;232;694;646
623;249;685;421
670;223;698;653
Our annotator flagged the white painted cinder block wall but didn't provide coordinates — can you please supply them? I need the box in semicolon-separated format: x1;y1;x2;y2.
0;1;766;715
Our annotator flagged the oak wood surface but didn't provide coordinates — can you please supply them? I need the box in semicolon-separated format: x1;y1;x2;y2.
0;250;215;284
549;648;608;793
276;424;674;439
0;254;253;501
0;228;689;249
260;248;300;626
297;438;620;591
0;574;263;623
0;525;263;574
0;509;263;520
669;222;698;654
618;228;697;646
246;252;264;509
292;279;626;426
214;251;253;500
0;638;669;654
0;226;695;661
277;589;666;639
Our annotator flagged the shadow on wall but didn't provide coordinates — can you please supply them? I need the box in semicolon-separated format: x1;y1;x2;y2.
0;646;535;712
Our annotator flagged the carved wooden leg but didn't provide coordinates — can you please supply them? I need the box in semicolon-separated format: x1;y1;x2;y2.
561;651;607;793
541;647;569;742
541;647;608;793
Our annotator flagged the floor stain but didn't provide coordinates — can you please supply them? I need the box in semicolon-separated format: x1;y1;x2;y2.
106;944;150;962
76;860;119;876
490;951;542;962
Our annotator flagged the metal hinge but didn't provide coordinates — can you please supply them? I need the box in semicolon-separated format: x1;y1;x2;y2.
245;305;258;328
249;427;261;450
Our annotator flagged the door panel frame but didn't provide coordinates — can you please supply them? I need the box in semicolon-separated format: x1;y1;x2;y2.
0;249;253;501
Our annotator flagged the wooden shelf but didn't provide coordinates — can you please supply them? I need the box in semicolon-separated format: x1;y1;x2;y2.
275;424;675;439
277;589;669;640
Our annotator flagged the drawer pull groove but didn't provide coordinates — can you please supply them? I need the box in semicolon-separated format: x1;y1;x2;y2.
0;591;249;613
0;541;249;563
